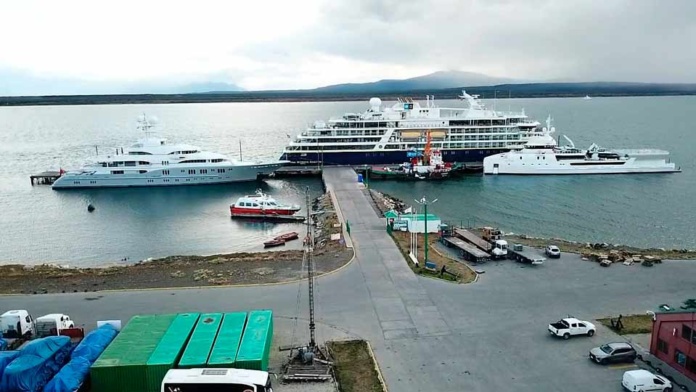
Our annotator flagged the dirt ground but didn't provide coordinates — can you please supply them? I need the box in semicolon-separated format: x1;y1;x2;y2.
597;314;654;335
328;340;384;392
0;192;353;295
506;234;696;260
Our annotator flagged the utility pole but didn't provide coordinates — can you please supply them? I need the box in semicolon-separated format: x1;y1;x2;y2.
415;196;438;263
305;187;316;349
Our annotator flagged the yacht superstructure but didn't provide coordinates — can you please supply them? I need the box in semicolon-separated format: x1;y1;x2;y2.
52;115;286;189
483;118;680;175
281;91;542;165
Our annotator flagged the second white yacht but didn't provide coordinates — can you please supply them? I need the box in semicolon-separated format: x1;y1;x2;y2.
483;117;680;175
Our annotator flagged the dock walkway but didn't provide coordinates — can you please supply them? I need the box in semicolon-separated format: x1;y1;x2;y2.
321;166;451;350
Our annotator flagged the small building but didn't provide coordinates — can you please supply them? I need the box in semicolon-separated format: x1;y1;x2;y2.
649;303;696;382
384;210;441;234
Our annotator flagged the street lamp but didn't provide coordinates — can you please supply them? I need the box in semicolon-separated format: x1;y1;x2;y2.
414;196;437;263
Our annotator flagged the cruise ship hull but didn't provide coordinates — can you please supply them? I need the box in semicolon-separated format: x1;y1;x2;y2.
52;163;285;189
280;148;507;166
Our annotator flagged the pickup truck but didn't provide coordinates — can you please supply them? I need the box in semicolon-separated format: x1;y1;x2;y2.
548;317;596;339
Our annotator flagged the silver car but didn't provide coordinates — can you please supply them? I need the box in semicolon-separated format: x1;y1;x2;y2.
589;342;636;364
545;245;561;258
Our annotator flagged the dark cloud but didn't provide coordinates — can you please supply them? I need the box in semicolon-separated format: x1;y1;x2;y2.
281;0;696;82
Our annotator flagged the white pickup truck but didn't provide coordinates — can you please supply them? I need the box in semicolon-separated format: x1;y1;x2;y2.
548;317;596;339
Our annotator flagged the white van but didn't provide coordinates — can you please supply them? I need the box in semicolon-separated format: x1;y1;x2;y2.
162;368;273;392
622;369;672;392
35;314;75;338
0;310;34;339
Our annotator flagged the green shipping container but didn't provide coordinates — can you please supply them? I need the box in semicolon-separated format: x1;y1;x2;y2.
144;313;200;392
91;314;177;392
235;309;273;371
177;313;223;368
207;312;248;367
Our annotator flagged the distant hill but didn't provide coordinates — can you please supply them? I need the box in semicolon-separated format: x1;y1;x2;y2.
312;70;519;94
3;81;696;106
176;82;244;94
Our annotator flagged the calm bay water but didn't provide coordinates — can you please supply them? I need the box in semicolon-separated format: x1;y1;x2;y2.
1;96;695;266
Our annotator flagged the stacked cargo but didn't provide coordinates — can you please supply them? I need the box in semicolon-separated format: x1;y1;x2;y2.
235;310;273;371
145;313;200;392
207;312;248;368
177;313;223;368
90;314;176;392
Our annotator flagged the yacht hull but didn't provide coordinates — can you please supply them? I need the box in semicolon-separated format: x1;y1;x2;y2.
483;154;679;175
52;163;284;189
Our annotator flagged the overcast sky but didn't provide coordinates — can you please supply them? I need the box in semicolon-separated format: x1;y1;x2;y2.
1;0;694;95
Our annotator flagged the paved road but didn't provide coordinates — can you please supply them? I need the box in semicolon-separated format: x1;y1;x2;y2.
2;166;695;392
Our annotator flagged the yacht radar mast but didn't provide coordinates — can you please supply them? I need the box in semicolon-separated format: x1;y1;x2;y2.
136;114;158;138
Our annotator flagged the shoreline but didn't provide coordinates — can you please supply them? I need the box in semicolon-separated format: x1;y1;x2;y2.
371;190;696;261
0;192;354;295
3;89;696;108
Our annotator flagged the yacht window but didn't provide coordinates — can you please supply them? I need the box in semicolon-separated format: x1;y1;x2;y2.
252;203;259;207
125;161;136;166
139;170;147;174
111;170;124;174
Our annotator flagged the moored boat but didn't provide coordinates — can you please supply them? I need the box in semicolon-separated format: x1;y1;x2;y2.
263;239;286;248
53;115;287;189
274;232;299;241
230;190;301;216
483;117;680;175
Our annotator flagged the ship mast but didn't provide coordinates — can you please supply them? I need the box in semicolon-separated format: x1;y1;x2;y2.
424;130;432;165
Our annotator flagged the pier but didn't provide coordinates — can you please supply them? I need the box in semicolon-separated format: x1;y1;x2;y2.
30;171;62;186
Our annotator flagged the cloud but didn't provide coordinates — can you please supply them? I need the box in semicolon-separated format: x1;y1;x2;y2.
0;0;695;95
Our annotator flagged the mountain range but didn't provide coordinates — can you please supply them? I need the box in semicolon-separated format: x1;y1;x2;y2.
308;71;520;94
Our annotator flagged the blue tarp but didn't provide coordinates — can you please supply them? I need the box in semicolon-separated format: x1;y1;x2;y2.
0;351;21;381
0;338;7;351
41;357;90;392
0;336;72;392
70;324;117;364
42;324;118;392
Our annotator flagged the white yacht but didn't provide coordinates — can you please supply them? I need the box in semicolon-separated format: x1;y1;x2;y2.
281;91;543;165
483;117;680;175
52;115;287;189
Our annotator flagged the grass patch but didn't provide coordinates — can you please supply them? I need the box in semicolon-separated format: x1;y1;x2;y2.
389;231;477;284
598;314;654;335
328;340;384;392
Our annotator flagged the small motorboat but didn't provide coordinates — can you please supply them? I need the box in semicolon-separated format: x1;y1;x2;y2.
274;232;299;242
264;239;286;248
230;190;301;217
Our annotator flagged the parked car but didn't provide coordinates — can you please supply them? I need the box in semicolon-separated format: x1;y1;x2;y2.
589;342;636;364
622;369;672;392
545;245;561;258
548;317;595;339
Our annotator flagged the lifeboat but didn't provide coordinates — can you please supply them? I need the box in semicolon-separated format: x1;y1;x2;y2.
274;232;299;242
263;239;286;248
230;190;301;216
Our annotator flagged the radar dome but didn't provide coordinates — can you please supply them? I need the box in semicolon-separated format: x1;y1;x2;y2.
369;97;382;108
148;115;159;124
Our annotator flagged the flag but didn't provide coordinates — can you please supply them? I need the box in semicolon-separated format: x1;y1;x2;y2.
59;168;65;175
403;207;412;214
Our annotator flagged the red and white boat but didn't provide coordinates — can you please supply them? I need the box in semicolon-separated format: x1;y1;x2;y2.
230;190;301;216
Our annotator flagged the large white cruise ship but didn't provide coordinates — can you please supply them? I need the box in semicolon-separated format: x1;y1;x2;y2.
52;116;287;189
483;118;680;175
280;91;543;165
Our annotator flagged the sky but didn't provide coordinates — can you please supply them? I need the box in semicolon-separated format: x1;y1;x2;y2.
0;0;695;95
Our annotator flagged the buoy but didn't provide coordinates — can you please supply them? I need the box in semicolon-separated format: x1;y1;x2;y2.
87;204;95;212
